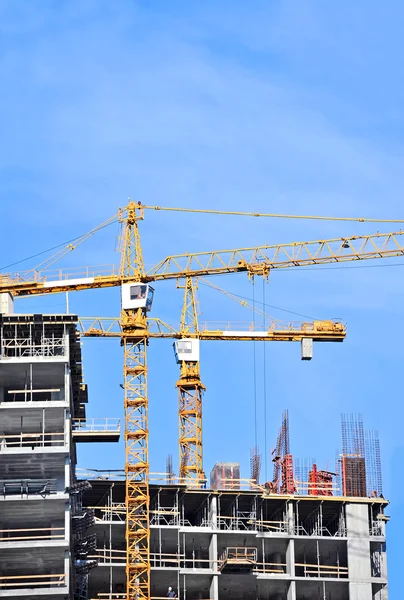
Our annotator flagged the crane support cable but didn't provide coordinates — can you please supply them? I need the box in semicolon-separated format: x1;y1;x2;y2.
0;215;118;273
140;204;404;224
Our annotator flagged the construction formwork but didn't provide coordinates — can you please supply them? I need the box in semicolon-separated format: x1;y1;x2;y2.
83;480;388;600
210;463;241;490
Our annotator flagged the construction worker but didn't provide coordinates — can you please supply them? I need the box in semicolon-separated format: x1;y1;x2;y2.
167;586;177;598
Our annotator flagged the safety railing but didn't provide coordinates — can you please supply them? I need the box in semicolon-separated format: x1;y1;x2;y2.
1;336;66;358
0;573;67;589
149;552;288;574
253;562;287;574
150;506;180;526
0;526;64;543
76;469;261;491
93;595;126;600
89;550;219;570
218;547;257;571
254;519;289;533
76;468;126;481
217;513;258;531
92;502;126;522
4;388;63;403
295;562;348;578
370;520;384;536
72;418;120;432
0;478;58;498
6;264;118;283
0;431;66;449
89;548;126;564
199;319;344;333
151;553;214;569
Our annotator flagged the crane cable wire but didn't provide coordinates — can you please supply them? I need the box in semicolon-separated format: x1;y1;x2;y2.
252;280;258;455
140;204;404;224
263;278;268;483
0;218;118;272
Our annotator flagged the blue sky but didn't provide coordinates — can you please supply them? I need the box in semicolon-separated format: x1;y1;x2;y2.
1;0;403;594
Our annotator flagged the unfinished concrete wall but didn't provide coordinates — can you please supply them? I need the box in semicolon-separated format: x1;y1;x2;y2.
346;503;372;600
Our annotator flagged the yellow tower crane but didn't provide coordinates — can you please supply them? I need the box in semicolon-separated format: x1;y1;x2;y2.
174;277;205;486
2;201;404;599
76;296;346;490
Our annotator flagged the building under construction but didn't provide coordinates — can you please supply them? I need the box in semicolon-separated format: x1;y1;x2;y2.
0;202;396;599
0;312;389;600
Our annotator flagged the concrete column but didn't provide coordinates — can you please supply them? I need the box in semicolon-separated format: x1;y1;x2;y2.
209;575;218;600
210;495;218;528
208;499;219;600
64;333;70;361
64;455;70;490
209;531;218;571
64;365;70;406
287;581;296;600
64;550;70;593
65;409;71;452
64;500;70;542
286;539;295;577
376;586;388;600
377;542;388;600
0;293;13;315
380;542;388;579
346;503;373;600
287;501;294;534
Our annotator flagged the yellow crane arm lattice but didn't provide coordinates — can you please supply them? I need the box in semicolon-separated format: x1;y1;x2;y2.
147;231;404;279
77;316;346;342
1;230;404;297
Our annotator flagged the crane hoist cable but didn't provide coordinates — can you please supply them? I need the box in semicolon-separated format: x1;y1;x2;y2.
252;279;258;452
263;277;268;482
199;279;318;321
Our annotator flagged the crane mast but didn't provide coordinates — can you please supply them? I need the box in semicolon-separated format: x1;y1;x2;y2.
119;203;150;600
176;277;205;486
